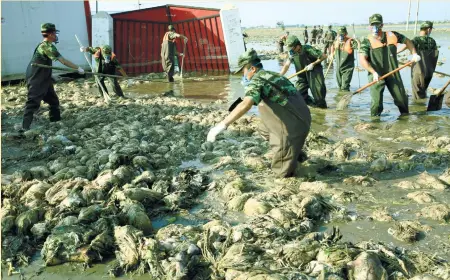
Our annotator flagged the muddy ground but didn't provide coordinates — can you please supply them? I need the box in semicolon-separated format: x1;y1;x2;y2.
1;25;450;280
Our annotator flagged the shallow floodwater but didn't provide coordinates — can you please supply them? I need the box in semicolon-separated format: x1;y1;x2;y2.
2;28;450;279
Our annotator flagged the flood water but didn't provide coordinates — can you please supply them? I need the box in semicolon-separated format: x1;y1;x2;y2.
2;27;450;279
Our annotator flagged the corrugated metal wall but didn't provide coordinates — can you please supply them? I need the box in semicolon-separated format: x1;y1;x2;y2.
112;5;229;75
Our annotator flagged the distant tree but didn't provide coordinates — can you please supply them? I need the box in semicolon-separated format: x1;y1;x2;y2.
276;21;285;31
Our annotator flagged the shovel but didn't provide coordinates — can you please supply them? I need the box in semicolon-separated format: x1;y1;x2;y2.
427;79;450;111
180;40;187;78
75;35;111;102
336;61;413;110
31;63;154;82
287;60;321;79
324;45;336;77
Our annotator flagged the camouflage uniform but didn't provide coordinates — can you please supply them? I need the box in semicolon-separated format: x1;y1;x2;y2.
23;23;62;130
410;21;439;100
277;34;288;54
161;25;182;82
86;46;125;97
303;28;309;44
323;27;337;54
286;35;327;108
238;49;311;177
318;27;324;44
334;26;359;91
311;27;317;44
360;14;409;116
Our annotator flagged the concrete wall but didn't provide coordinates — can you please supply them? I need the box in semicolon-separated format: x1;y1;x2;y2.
220;6;245;73
1;1;90;80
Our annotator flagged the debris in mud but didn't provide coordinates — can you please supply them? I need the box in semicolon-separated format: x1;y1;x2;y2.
418;204;450;222
372;207;394;222
407;191;436;204
343;175;377;187
388;221;423;243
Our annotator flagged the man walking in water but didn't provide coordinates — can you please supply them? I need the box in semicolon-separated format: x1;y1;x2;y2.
161;25;188;82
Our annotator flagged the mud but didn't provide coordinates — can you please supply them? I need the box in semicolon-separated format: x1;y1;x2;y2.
2;24;450;279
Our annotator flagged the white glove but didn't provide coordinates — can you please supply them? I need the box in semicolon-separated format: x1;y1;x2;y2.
77;67;85;74
179;53;184;57
207;123;227;142
372;72;379;82
80;47;86;52
305;63;314;71
184;37;188;43
411;53;421;63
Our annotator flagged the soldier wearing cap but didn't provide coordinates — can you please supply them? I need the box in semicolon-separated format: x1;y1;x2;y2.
80;44;127;98
311;26;317;45
318;26;324;44
303;26;309;45
333;26;360;92
398;21;438;100
206;49;311;178
21;23;85;132
277;31;290;54
359;14;421;116
161;25;188;82
323;25;337;56
280;35;328;108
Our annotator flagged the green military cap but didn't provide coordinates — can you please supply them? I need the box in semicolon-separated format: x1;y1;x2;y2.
328;25;332;29
420;21;433;29
102;45;112;54
168;24;175;31
285;35;301;48
234;48;260;74
338;26;347;34
369;14;383;25
41;23;58;33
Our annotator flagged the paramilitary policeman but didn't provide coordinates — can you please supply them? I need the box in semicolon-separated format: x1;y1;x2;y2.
359;14;421;116
280;35;328;108
80;45;128;98
206;49;311;178
398;21;439;100
22;23;85;132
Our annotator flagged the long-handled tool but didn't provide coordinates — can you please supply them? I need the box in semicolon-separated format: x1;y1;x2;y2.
31;63;154;81
75;35;110;102
336;61;413;110
399;61;450;77
287;60;321;79
324;44;336;77
427;79;450;111
352;23;361;88
180;40;187;78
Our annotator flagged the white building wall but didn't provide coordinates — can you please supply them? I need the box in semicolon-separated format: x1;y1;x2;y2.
220;6;245;73
1;1;90;80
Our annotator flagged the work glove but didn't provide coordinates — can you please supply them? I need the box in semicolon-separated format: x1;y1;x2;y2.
305;63;314;71
179;53;184;57
77;67;85;74
80;47;86;52
411;53;421;63
184;37;188;43
207;123;227;142
372;72;379;82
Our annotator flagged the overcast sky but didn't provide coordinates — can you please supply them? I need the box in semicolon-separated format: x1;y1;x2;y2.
89;0;450;27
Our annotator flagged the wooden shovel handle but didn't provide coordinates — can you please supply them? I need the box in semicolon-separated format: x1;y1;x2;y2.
436;79;450;96
287;60;321;79
354;61;413;94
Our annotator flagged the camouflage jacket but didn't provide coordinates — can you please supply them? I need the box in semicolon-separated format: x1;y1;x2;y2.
289;45;323;62
245;69;298;106
324;30;337;42
32;41;61;62
311;29;318;37
86;47;123;70
411;36;437;51
360;31;407;57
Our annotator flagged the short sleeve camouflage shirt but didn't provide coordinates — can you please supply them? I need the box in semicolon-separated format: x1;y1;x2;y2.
244;69;298;106
360;31;407;57
35;41;61;61
411;36;437;51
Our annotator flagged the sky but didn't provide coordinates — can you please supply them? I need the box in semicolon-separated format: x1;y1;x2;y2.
89;0;450;27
